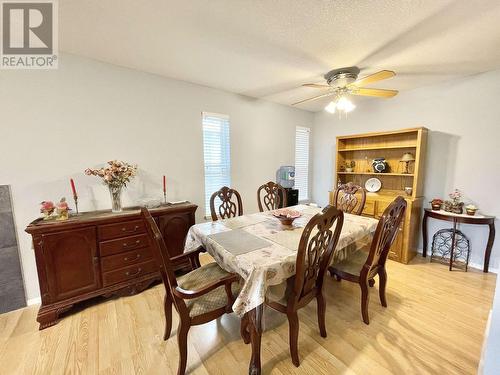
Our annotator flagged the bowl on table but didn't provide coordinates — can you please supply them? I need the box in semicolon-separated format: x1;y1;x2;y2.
272;208;301;225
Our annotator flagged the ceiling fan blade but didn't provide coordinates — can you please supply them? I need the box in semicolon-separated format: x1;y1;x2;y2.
302;83;331;89
350;70;396;87
351;88;398;98
292;91;336;106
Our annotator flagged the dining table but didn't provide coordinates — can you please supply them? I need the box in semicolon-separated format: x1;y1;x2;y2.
185;204;379;374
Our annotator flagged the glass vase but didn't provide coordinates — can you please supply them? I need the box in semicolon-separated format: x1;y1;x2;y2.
108;185;123;213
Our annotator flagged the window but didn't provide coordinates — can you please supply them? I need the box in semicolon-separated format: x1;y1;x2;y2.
202;112;231;216
295;126;310;200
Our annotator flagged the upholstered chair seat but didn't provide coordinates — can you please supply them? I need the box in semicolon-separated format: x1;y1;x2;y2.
178;262;241;317
329;250;369;277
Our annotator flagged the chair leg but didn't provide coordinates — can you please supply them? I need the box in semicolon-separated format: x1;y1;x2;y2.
163;292;173;341
287;311;300;367
379;268;388;308
240;313;250;344
360;280;370;325
316;293;327;338
328;267;341;281
177;319;190;375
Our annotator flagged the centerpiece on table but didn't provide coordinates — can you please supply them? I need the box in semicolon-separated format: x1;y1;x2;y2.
272;208;302;225
443;189;464;214
85;160;138;213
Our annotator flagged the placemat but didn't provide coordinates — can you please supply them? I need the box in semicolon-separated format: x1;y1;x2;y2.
264;228;305;251
220;214;268;229
208;229;271;255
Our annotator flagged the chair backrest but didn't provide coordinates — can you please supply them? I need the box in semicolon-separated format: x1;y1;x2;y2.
332;182;366;215
257;181;286;212
293;205;344;301
362;196;407;278
209;186;243;221
141;207;179;292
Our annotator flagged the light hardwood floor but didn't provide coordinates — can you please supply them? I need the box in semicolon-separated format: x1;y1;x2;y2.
0;256;496;375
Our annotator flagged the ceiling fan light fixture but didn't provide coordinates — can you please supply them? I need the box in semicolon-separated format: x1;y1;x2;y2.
337;96;355;112
324;96;355;114
325;101;337;114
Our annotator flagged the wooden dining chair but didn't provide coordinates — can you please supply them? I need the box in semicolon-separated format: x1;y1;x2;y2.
329;196;407;324
257;181;286;212
332;182;366;215
209;186;243;221
140;208;241;375
265;205;344;367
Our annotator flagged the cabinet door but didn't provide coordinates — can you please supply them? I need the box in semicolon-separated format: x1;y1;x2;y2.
388;225;404;261
158;212;195;257
41;227;100;302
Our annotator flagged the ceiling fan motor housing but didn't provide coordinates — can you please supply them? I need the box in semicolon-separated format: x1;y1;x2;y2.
324;66;360;87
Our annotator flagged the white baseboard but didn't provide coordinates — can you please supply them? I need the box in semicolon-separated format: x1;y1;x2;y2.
27;297;41;306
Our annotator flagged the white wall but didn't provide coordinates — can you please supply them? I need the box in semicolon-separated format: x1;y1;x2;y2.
0;54;313;301
312;70;500;272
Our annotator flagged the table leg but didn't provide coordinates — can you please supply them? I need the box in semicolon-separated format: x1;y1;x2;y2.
248;304;263;375
484;222;496;273
422;211;429;257
449;220;457;271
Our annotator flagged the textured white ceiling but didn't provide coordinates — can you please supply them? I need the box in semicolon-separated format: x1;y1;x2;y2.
60;0;500;111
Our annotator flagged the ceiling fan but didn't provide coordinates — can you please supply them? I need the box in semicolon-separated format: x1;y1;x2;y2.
293;67;398;113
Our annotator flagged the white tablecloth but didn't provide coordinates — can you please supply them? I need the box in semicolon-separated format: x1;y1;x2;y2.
185;205;378;316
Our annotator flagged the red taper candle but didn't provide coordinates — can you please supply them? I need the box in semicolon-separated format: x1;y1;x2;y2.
70;178;77;197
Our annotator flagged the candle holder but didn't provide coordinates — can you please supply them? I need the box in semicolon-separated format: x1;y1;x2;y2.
73;195;79;214
163;191;167;205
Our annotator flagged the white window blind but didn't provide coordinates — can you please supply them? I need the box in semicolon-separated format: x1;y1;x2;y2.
295;126;310;201
202;112;231;216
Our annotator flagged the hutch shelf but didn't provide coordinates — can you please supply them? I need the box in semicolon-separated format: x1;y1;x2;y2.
330;127;428;264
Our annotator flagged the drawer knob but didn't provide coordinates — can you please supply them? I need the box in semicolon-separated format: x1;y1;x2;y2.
124;254;141;262
125;268;142;277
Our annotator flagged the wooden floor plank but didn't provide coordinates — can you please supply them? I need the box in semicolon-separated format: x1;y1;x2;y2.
0;257;495;374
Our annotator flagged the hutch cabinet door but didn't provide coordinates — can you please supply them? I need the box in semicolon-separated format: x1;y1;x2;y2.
158;212;194;257
388;226;404;261
40;227;100;302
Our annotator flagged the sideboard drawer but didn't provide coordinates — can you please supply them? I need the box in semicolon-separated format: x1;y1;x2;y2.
102;260;158;287
99;233;149;257
98;220;146;241
101;247;153;272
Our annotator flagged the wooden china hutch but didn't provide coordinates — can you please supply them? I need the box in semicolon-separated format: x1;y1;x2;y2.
26;202;197;329
330;127;428;263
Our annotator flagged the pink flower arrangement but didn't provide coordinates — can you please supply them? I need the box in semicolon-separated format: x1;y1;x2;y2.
448;189;462;203
56;198;69;211
40;201;55;214
85;160;137;188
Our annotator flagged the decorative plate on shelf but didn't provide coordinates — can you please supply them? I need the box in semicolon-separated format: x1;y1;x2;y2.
365;177;382;192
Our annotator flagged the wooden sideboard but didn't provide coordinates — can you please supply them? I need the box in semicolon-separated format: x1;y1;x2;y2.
25;202;197;329
331;127;428;264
